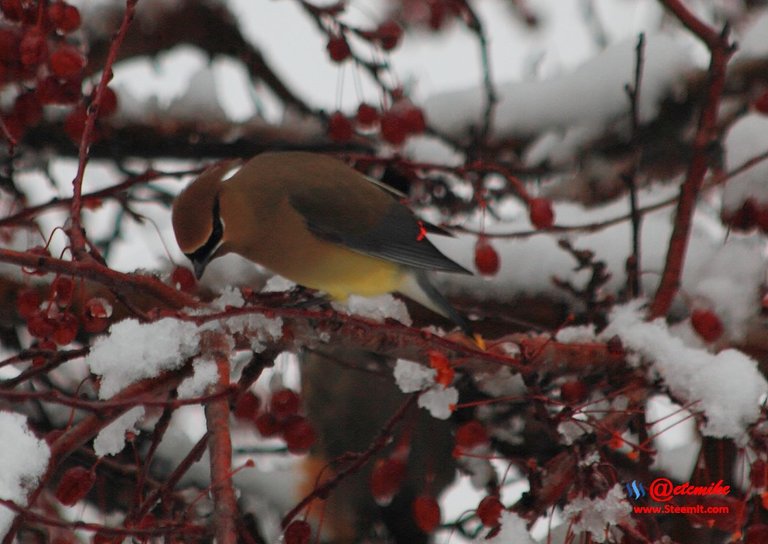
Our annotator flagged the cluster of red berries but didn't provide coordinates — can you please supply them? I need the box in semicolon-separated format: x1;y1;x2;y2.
328;98;427;147
234;388;316;454
0;0;118;144
16;265;112;362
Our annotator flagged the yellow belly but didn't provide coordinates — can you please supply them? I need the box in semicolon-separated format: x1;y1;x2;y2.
290;249;405;300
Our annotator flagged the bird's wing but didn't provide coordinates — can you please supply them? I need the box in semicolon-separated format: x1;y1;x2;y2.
289;191;471;274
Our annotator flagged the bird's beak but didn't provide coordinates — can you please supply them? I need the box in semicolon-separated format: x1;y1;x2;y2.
192;257;209;280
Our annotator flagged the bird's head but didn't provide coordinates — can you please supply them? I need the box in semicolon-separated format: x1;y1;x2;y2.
172;161;239;279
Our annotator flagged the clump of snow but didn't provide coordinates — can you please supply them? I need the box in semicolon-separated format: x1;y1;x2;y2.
261;275;297;293
602;302;768;438
484;511;535;544
418;385;458;420
733;9;768;60
426;33;693;141
178;357;219;399
167;65;227;121
723;113;768;211
203;288;283;352
558;419;589;445
0;412;50;539
332;294;412;326
394;359;436;393
393;359;457;419
555;325;597;343
94;407;145;457
211;286;246;309
688;241;765;341
562;484;632;544
474;366;526;397
86;318;202;399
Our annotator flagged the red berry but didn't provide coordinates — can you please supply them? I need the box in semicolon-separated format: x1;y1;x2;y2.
270;388;300;419
455;420;488;449
38;75;82;105
750;459;768;489
27;311;56;339
529;198;554;229
20;28;48;67
326;34;351;63
560;380;588;404
98;86;118;117
0;0;23;21
171;266;196;292
754;91;768;115
401;105;426;133
722;198;759;231
380;110;408;146
370;457;407;504
55;466;95;506
477;495;504;527
328;111;353;142
283;520;311;544
747;525;768;544
48;2;81;33
412;495;441;534
16;289;41;319
254;412;282;437
49;45;86;78
52;311;78;345
82;297;112;333
13;92;42;127
51;275;75;306
691;308;724;343
234;392;261;421
63;105;87;143
283;416;316;454
474;236;500;276
356;103;379;126
376;20;403;50
0;28;19;62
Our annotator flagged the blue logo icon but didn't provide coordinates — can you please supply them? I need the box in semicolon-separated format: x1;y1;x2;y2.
625;480;646;500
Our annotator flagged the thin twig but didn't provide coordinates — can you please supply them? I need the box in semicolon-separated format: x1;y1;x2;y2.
622;33;646;298
69;0;138;258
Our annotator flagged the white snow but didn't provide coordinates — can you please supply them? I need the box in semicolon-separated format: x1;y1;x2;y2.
394;359;436;393
562;484;632;543
86;318;202;399
332;294;412;326
418;385;458;420
723;113;768;211
94;406;145;457
485;511;536;544
178;357;220;399
688;241;765;341
425;34;693;142
733;8;768;60
555;325;597;343
0;412;50;538
602;302;768;438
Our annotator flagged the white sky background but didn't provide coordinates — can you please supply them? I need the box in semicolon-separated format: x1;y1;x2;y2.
7;0;768;542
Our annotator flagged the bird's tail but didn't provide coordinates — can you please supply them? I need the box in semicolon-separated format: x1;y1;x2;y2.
399;271;474;338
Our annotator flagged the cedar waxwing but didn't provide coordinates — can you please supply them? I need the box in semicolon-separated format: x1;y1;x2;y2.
171;151;472;334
